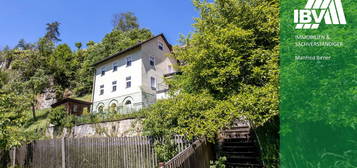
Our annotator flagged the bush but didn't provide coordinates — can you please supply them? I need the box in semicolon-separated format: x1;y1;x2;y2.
210;156;226;168
49;106;75;128
142;92;232;141
154;137;178;162
49;106;67;126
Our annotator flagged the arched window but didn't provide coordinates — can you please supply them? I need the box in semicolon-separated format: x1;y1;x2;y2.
98;105;104;113
122;97;133;114
124;100;132;108
110;103;117;113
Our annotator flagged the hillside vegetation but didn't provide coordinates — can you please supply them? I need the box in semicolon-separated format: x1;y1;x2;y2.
0;12;153;150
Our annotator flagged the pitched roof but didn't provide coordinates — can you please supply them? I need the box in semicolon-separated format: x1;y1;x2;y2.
51;98;92;108
92;33;172;67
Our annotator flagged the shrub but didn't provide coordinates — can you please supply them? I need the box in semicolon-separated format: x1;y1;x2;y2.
49;106;67;127
49;106;75;128
154;137;178;162
210;156;226;168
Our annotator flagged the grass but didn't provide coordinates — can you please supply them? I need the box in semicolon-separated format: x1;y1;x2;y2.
22;108;51;140
71;94;92;102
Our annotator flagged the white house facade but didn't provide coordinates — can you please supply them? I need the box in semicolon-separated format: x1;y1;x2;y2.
91;34;177;113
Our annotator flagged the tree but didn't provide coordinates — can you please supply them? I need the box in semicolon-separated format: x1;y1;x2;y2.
23;70;49;120
15;39;33;50
112;12;139;31
143;0;279;139
45;21;61;42
0;91;29;150
75;42;82;50
48;44;75;89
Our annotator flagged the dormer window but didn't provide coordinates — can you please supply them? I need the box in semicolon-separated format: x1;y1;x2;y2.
113;63;118;72
101;67;105;76
126;76;131;88
149;56;155;66
100;85;104;95
126;56;132;67
158;42;163;51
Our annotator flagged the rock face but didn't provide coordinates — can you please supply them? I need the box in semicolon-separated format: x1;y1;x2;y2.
46;119;142;139
36;88;57;109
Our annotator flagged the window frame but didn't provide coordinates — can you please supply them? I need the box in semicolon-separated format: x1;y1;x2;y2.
100;85;104;95
150;76;156;90
149;56;155;66
101;67;105;76
112;62;118;72
112;81;117;92
158;42;164;51
126;76;131;88
126;56;132;67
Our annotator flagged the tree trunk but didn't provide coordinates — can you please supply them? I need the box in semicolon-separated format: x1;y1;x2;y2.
32;102;36;120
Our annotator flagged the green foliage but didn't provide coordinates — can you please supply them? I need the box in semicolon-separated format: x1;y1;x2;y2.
143;0;279;142
45;21;61;42
254;116;279;167
49;106;74;128
0;91;29;150
0;70;9;88
210;156;226;168
112;12;139;31
142;93;233;141
75;111;144;125
154;137;178;162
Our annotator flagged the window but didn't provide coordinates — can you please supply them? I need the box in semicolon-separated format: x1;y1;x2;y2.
73;105;78;113
112;81;117;92
151;77;156;89
124;100;132;108
113;63;118;72
149;56;155;66
126;76;131;88
168;65;173;73
110;103;117;113
101;67;105;76
158;42;163;50
126;56;132;66
100;85;104;95
98;105;104;113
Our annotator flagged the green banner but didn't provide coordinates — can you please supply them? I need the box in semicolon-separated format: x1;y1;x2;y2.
280;0;357;167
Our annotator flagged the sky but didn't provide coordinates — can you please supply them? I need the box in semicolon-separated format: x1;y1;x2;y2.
0;0;198;49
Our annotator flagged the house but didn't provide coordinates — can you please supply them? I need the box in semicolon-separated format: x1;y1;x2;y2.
51;98;92;116
91;34;178;113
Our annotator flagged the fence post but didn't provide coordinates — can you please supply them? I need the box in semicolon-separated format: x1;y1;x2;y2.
159;162;165;168
61;137;66;168
12;147;16;167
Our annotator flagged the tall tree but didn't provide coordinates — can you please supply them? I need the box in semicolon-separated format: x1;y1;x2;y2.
144;0;279;140
112;12;139;31
15;39;33;50
45;21;61;42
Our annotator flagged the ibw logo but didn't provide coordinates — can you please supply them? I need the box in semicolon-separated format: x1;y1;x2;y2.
294;0;346;29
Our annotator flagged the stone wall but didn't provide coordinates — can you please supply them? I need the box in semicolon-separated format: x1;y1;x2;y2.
46;118;142;138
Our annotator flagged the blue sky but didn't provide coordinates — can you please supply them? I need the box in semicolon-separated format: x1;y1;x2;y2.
0;0;198;49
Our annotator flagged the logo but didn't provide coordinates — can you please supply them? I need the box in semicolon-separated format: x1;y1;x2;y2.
294;0;346;29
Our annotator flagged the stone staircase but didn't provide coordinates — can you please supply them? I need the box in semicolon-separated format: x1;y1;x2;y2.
217;121;263;168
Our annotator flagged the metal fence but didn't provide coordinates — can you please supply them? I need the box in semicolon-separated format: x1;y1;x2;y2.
162;139;214;168
10;136;190;168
